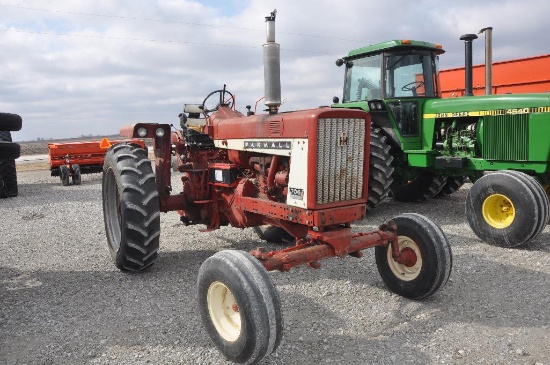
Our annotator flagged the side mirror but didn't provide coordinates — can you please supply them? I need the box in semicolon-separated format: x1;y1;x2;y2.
335;58;344;67
332;96;340;104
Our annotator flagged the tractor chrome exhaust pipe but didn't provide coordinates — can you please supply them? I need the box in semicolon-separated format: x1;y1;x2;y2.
460;33;478;96
478;27;493;95
264;9;281;114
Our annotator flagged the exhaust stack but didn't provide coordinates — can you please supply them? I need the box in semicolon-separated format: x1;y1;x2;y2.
460;33;478;96
478;27;493;95
264;9;281;114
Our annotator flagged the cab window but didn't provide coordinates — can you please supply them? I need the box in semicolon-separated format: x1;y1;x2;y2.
343;54;382;102
385;52;437;98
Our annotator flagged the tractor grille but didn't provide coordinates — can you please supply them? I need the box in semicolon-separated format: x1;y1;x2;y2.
482;114;529;161
316;118;365;204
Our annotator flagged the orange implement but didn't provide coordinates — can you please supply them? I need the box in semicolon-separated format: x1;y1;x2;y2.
440;54;550;97
48;138;146;176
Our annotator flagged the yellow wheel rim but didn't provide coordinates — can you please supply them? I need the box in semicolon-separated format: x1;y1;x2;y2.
386;236;423;281
482;193;515;229
207;281;241;342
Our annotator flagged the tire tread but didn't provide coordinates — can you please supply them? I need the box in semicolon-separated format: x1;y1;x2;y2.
102;143;160;271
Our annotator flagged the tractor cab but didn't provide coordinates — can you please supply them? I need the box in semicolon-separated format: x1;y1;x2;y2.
334;40;444;148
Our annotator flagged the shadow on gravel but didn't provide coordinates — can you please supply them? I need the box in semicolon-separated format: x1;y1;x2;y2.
440;253;550;328
514;230;550;252
445;230;550;253
0;250;218;364
264;249;550;363
270;291;431;364
2;245;549;364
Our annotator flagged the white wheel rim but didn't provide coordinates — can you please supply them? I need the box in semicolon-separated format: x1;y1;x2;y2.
207;281;241;342
387;236;422;281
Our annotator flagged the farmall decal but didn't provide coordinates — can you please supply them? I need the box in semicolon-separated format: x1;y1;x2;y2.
243;140;292;150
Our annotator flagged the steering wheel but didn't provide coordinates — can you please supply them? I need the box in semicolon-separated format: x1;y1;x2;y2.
201;88;235;116
401;81;424;92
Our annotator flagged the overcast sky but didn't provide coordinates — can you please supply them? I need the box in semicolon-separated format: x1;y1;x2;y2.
1;0;549;141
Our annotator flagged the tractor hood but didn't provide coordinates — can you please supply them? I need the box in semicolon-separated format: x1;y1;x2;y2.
424;93;550;116
210;106;370;140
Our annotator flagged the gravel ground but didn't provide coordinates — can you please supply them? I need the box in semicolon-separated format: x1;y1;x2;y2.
1;169;549;365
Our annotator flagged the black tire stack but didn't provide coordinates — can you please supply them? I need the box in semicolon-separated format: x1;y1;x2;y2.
0;113;22;198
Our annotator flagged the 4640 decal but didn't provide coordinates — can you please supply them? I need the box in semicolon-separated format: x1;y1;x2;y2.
426;106;550;119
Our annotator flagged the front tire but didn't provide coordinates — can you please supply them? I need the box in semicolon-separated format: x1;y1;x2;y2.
375;213;452;299
466;171;548;247
198;250;283;364
102;143;160;271
503;170;549;231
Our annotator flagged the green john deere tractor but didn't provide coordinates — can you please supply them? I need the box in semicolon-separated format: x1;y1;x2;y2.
332;37;550;248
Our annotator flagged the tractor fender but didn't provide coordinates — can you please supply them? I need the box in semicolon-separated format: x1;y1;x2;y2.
370;113;401;149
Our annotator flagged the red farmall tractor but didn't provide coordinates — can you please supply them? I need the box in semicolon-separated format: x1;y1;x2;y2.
101;11;452;364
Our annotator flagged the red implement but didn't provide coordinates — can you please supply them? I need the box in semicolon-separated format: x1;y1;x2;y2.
48;138;146;179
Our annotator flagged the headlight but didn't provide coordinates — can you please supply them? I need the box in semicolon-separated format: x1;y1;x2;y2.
368;101;384;111
155;128;166;138
137;127;148;137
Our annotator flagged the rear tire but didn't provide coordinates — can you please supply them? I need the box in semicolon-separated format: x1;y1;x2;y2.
59;165;70;186
375;213;452;299
198;250;283;364
436;176;466;197
465;171;546;247
391;170;447;203
367;127;394;209
71;164;82;185
102;143;160;271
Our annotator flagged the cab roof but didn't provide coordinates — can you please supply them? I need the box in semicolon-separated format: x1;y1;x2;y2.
346;40;445;59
